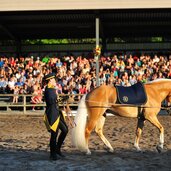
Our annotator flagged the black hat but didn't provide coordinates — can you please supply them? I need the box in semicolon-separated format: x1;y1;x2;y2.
44;73;55;81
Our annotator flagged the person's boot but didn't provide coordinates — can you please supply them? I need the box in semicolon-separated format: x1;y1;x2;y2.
50;152;58;161
56;145;65;158
50;143;59;160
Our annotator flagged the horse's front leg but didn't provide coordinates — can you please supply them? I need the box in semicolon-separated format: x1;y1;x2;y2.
134;116;146;152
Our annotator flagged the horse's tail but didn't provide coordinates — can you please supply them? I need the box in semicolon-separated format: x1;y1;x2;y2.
71;94;88;152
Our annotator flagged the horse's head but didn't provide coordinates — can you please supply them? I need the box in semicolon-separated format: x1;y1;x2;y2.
166;92;171;103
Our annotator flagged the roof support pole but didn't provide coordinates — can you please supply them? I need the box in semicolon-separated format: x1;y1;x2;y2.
95;17;100;87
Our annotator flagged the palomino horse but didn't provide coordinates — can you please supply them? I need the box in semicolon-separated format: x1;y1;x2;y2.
71;79;171;155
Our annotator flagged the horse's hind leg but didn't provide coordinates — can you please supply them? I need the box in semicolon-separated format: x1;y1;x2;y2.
95;114;114;153
85;108;105;155
85;124;96;154
147;115;164;153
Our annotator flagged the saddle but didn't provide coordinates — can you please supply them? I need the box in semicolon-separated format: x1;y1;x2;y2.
115;82;147;105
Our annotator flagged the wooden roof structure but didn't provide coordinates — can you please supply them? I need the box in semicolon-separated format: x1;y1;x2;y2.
0;0;171;40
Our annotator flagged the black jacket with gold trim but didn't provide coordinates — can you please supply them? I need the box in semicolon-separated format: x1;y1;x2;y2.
44;86;60;132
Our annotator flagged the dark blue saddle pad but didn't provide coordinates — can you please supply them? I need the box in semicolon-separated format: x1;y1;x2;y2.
115;82;147;105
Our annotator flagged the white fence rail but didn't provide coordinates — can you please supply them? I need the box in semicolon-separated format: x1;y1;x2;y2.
0;94;83;114
0;94;169;115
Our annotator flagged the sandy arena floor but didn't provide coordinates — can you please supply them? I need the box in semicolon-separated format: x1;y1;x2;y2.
0;111;171;171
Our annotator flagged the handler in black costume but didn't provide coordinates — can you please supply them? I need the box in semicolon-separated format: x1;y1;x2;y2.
43;73;68;160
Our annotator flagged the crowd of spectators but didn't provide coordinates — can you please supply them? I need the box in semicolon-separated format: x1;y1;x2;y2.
0;53;171;105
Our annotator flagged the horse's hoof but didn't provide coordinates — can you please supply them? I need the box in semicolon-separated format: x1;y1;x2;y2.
139;150;145;153
86;149;91;155
134;147;144;153
134;146;142;152
136;149;143;153
156;145;163;153
108;148;114;153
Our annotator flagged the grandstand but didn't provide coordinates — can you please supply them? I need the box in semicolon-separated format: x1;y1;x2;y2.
0;1;170;114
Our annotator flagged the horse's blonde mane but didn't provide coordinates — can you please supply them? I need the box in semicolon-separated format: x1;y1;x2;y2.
145;78;171;84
